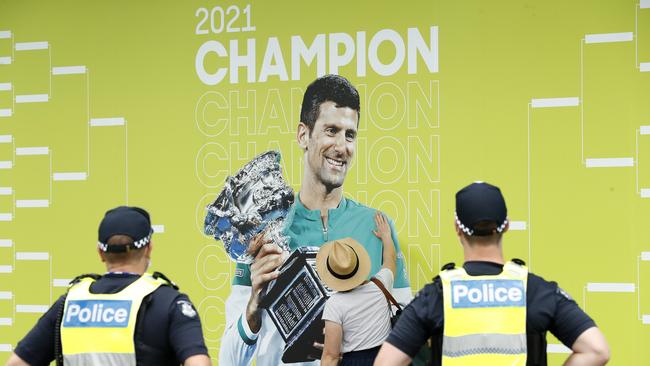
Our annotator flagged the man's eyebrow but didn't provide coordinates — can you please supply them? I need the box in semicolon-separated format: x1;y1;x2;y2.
322;122;339;129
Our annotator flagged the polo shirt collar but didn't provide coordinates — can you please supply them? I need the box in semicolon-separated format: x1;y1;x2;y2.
294;192;348;221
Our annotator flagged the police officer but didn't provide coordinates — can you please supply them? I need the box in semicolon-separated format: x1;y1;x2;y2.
5;206;211;366
374;182;610;366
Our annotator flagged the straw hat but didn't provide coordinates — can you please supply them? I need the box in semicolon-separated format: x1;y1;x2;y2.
316;238;371;292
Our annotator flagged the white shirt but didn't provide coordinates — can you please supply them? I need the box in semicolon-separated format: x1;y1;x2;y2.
321;268;394;353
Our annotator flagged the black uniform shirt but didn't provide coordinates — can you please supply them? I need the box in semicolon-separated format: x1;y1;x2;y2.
386;261;596;366
14;273;208;366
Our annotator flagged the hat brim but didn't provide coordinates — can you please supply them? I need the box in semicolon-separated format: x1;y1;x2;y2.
316;238;371;292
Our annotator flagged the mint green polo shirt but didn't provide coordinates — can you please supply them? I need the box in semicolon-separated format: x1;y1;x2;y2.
232;195;410;290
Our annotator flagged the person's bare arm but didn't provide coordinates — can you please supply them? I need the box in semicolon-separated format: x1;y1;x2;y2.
321;320;343;366
183;354;212;366
373;342;412;366
563;327;610;366
5;353;30;366
373;212;396;275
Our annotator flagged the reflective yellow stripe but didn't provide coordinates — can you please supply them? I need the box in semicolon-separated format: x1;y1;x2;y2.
61;274;165;359
440;262;528;366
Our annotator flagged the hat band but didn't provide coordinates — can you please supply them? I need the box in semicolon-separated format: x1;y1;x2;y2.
326;251;360;280
455;212;508;236
97;229;153;253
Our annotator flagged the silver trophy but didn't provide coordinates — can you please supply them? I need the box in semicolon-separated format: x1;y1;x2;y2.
204;151;295;263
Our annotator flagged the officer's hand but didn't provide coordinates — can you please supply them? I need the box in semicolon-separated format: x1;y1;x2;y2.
245;232;284;333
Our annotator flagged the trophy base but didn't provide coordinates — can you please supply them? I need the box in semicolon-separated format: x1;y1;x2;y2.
281;318;325;363
259;247;330;364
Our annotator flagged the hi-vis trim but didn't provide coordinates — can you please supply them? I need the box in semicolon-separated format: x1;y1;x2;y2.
63;299;132;328
451;279;525;308
443;333;527;357
64;353;135;366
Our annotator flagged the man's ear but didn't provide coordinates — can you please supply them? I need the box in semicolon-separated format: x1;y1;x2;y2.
144;242;153;258
297;122;310;151
98;247;107;263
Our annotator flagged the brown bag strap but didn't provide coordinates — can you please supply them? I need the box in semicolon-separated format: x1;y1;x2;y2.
370;277;402;310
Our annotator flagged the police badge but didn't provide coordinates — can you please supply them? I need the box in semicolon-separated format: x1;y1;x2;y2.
177;300;197;318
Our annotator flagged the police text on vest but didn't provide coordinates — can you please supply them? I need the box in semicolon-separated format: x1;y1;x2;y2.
63;300;132;327
450;279;525;308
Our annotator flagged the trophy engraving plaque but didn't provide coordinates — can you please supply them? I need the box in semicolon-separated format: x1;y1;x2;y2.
259;247;332;363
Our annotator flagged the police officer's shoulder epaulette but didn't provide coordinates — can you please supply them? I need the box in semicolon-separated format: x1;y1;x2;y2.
431;274;443;292
152;271;179;290
511;258;526;266
69;273;102;286
440;262;456;271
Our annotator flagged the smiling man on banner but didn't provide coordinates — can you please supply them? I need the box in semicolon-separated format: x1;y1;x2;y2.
218;74;412;366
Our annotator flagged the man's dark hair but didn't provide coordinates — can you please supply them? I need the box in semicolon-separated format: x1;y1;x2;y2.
300;74;360;133
462;220;503;245
103;234;147;264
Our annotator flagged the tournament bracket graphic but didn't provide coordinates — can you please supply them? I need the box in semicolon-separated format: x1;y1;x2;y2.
0;1;648;365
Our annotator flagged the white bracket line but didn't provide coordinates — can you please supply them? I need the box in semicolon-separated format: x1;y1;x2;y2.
585;32;634;44
0;214;12;221
15;94;48;103
0;239;12;247
0;344;12;352
0;135;11;143
642;0;650;9
0;57;12;65
16;147;49;156
49;152;53;205
0;83;11;91
0;109;13;117
85;69;91;176
125;121;129;204
89;117;125;126
585;158;634;168
15;305;48;313
0;187;12;195
531;97;580;108
0;291;11;300
640;253;650;321
53;172;87;181
16;252;49;261
641;63;650;72
16;200;49;208
15;42;48;51
0;318;12;326
0;31;10;39
509;221;527;231
53;279;71;287
586;283;635;292
0;265;13;273
52;66;86;75
0;161;12;169
638;129;642;194
527;103;533;269
152;225;165;233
